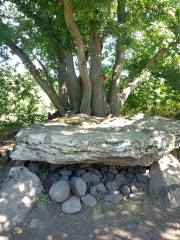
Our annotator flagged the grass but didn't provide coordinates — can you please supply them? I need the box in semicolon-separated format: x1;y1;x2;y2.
145;190;162;205
58;116;102;126
36;191;52;205
115;200;142;219
92;195;142;220
0;123;22;142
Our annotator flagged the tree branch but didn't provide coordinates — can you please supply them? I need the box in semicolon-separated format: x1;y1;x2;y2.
119;47;167;109
36;58;54;89
6;41;66;114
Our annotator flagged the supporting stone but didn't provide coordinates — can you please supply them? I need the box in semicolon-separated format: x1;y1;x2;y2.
149;154;180;208
0;167;43;232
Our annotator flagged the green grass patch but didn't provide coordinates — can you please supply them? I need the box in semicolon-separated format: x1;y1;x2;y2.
36;192;52;205
0;123;23;142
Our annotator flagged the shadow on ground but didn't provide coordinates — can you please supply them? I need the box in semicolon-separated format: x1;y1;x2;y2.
1;195;180;240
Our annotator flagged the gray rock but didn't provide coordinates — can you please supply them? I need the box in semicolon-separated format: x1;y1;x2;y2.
111;169;118;174
115;173;128;186
62;196;81;214
93;169;102;177
126;172;134;179
48;180;70;203
104;194;123;203
69;177;87;197
11;114;180;166
149;154;180;208
96;183;106;194
81;194;97;207
0;167;43;232
59;169;72;176
75;169;86;177
101;177;108;183
78;163;91;169
120;185;131;196
131;178;139;188
90;186;97;196
129;192;146;200
105;181;118;193
110;190;121;195
107;173;114;181
49;177;57;185
136;173;150;184
61;175;69;181
82;172;100;187
67;164;76;170
0;155;9;165
30;218;39;228
130;184;138;193
54;172;61;181
127;167;134;173
87;167;94;172
109;165;117;170
39;172;47;181
100;166;108;173
28;162;40;174
49;165;56;173
139;167;147;174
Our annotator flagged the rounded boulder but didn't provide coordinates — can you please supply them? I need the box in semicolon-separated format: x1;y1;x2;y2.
49;180;70;203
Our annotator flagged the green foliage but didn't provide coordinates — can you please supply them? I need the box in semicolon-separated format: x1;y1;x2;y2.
121;52;180;118
0;66;47;126
0;0;180;117
37;163;50;175
36;191;52;205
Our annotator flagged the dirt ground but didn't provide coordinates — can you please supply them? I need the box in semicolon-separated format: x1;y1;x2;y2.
0;133;180;240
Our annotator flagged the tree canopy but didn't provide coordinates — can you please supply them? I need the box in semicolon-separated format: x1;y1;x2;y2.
0;0;180;117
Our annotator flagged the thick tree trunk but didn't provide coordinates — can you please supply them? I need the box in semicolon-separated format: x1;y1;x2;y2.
107;48;124;116
7;41;66;115
57;61;70;109
62;0;92;115
64;49;81;111
107;1;126;116
55;46;71;110
90;29;110;117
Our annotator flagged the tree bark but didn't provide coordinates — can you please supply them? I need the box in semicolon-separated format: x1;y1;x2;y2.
90;29;110;117
64;49;81;111
62;0;92;115
57;59;70;109
7;41;66;115
107;1;126;116
107;48;124;116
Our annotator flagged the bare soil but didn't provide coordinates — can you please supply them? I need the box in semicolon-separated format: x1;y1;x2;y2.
0;134;180;240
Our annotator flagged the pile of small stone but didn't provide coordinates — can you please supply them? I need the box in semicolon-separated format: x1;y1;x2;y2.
27;162;150;214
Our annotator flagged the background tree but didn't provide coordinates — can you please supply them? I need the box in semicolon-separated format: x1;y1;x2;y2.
0;0;180;117
0;65;47;126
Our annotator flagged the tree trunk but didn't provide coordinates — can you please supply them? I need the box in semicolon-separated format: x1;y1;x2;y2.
107;1;126;116
57;61;70;109
90;29;110;117
7;41;66;115
62;0;92;115
107;48;124;116
64;49;81;111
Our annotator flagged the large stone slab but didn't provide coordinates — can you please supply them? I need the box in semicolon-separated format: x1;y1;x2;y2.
0;167;43;232
149;154;180;208
11;114;180;166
